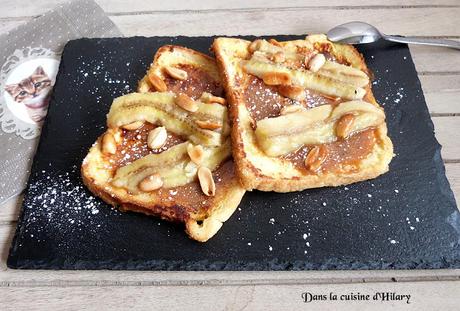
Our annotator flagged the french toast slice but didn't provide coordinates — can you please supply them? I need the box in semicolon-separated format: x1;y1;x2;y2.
82;46;245;242
212;35;394;192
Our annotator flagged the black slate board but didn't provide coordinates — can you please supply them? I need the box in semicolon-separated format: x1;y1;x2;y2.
7;36;460;270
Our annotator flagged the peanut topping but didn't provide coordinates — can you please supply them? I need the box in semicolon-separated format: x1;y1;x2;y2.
164;66;188;81
122;121;144;131
138;173;163;192
322;94;341;102
271;51;285;63
354;87;366;99
307;53;326;72
200;92;227;105
187;143;204;165
280;104;306;115
248;39;263;52
147;126;167;149
148;72;168;92
196;120;221;130
278;85;306;101
138;81;150;93
268;38;282;47
175;93;198;112
102;132;116;155
262;72;291;86
336;114;355;139
304;145;328;172
198;166;216;196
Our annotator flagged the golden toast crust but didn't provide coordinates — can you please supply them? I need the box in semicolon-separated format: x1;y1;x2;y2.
82;46;245;242
212;36;394;192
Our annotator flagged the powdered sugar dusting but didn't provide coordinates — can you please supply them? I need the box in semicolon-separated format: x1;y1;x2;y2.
19;165;120;248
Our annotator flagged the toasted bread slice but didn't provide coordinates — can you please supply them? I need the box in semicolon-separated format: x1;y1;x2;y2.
82;46;245;242
212;35;394;192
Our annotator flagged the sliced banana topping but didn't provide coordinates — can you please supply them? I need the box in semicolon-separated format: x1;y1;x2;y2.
243;59;366;100
107;93;229;146
317;61;369;88
244;37;370;99
147;126;168;149
255;101;385;157
111;140;231;193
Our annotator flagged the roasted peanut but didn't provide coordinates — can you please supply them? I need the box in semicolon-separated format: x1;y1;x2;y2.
262;72;291;86
164;66;188;80
175;93;198;112
304;145;328;172
268;38;282;47
138;80;150;93
272;51;286;63
248;39;263;52
198;166;216;196
196;120;221;130
335;114;355;139
278;85;306;100
138;173;163;192
148;72;168;92
147;126;167;149
187;143;205;165
102;132;116;155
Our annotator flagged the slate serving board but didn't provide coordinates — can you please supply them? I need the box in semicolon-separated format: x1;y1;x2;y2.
7;35;460;270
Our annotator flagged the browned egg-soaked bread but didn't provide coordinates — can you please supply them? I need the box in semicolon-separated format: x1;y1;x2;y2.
212;35;394;192
82;46;246;242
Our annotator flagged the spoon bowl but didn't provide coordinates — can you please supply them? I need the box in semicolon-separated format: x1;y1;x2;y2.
326;21;460;50
327;21;382;44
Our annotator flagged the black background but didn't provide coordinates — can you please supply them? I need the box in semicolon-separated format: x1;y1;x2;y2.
7;36;460;270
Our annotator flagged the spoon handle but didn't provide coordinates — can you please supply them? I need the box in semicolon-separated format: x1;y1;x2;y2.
383;35;460;50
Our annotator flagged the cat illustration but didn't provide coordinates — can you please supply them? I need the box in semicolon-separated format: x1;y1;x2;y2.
4;66;53;123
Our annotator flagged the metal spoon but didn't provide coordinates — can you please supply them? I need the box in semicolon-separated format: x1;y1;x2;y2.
327;21;460;50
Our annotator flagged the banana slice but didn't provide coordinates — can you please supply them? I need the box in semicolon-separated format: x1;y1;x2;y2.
111;139;232;193
242;60;365;100
107;92;229;146
255;101;385;157
318;61;369;88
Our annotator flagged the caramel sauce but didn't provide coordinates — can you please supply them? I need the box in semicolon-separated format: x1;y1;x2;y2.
242;50;378;174
112;123;184;169
163;64;223;99
106;62;234;218
282;128;377;174
244;76;342;122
